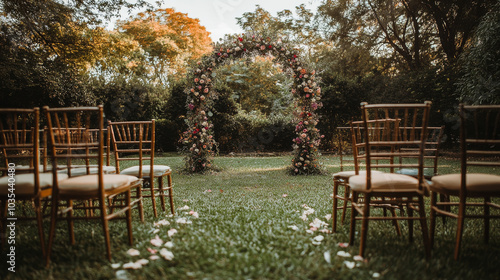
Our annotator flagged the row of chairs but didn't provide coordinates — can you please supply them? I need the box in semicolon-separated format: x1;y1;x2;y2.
0;106;175;266
331;102;500;260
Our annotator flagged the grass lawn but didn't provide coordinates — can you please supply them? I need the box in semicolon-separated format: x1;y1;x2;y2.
2;154;500;279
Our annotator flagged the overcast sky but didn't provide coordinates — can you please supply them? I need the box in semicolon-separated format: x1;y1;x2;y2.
117;0;320;42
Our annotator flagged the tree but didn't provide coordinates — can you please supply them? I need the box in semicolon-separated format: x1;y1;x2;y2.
116;8;213;84
457;1;500;104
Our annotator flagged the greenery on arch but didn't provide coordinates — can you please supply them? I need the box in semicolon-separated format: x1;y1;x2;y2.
180;33;324;174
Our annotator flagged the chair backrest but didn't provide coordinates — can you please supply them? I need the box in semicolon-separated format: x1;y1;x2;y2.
108;120;155;177
0;108;40;193
460;104;500;191
353;101;432;191
44;106;105;182
336;126;354;172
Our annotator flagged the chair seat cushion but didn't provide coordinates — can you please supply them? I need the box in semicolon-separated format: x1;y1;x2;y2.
58;174;139;196
349;172;425;194
333;170;383;179
120;165;171;177
58;166;117;176
16;165;52;172
0;173;68;196
431;173;500;195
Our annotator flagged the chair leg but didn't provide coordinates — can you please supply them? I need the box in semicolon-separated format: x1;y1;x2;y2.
341;184;350;224
150;178;158;218
429;191;437;248
159;176;166;212
125;190;133;246
389;207;402;236
332;179;339;232
359;193;371;257
454;198;467;260
100;196;112;261
34;198;46;257
418;196;431;260
484;196;490;244
136;185;144;223
45;195;59;267
167;174;175;215
408;201;414;243
67;200;75;245
349;192;358;246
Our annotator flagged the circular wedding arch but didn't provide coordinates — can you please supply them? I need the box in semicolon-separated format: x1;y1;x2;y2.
180;33;324;174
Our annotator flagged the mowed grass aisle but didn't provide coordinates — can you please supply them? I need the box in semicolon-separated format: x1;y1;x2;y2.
3;155;500;279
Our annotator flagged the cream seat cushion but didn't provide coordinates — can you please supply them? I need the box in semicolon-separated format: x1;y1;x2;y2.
333;170;383;179
57;174;139;196
431;173;500;195
0;173;69;196
120;165;171;177
58;166;117;176
349;172;425;193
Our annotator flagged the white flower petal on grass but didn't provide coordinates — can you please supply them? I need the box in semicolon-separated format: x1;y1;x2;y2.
282;194;288;197
126;248;140;256
182;199;190;202
149;255;160;261
164;241;174;248
344;261;356;269
337;251;351;257
115;270;129;280
153;229;160;234
189;211;199;218
176;218;192;224
111;263;121;269
324;251;331;264
167;228;178;237
123;262;142;269
337;242;349;248
325;214;332;220
136;259;149;265
313;235;325;242
179;205;190;210
305;229;314;234
155;219;170;227
309;218;328;229
159;248;174;261
150;235;163;247
353;255;364;262
288;225;299;231
373;272;381;278
300;214;308;221
319;229;332;234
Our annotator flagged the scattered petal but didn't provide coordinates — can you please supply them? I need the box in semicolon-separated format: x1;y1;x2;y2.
115;270;129;280
179;205;190;210
189;211;199;218
167;228;178;237
337;242;349;248
111;263;121;269
373;272;381;278
136;259;149;265
337;251;351;257
153;229;160;234
176;218;192;224
123;262;142;269
313;235;325;242
282;194;288;197
149;255;160;261
353;255;364;262
154;219;170;227
344;261;356;269
309;218;328;229
300;214;308;221
147;247;158;254
126;248;140;256
150;235;163;247
164;241;174;248
160;248;174;261
182;199;190;202
288;225;299;231
319;229;332;234
324;251;331;264
309;226;318;232
306;229;314;234
205;189;212;193
324;214;332;220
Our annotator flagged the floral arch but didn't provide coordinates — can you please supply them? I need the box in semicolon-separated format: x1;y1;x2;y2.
180;33;324;174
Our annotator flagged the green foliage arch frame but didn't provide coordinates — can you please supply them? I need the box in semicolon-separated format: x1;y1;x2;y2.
181;33;324;174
